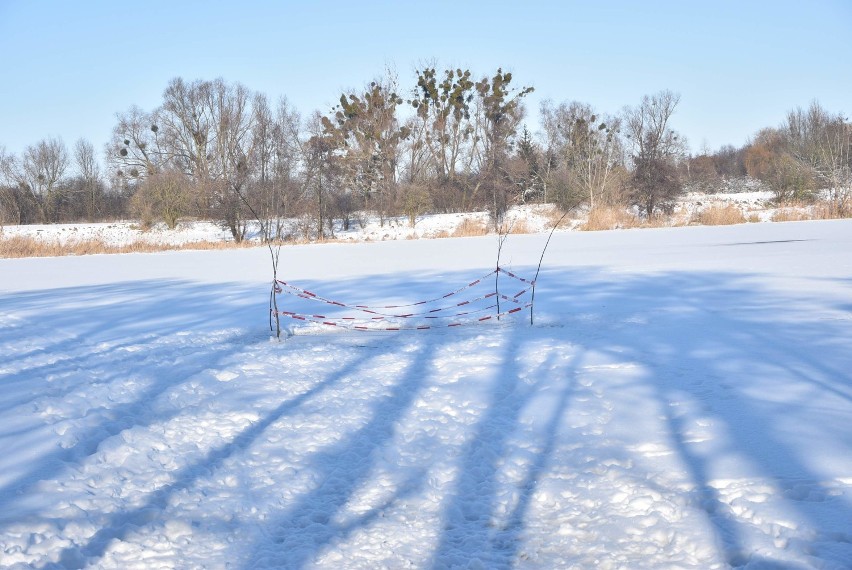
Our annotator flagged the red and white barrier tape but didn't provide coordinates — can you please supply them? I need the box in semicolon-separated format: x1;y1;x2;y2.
275;266;533;311
498;267;535;285
275;302;533;332
278;284;531;318
275;268;498;311
272;266;536;332
273;288;529;323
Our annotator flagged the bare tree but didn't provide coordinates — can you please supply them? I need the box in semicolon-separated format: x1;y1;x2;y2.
130;169;190;229
159;78;215;181
820;118;852;215
0;147;11;221
785;101;852;214
468;68;534;225
250;94;303;241
74;138;101;221
109;105;165;182
0;146;18;226
302;112;341;240
4;138;71;223
322;76;408;225
744;126;818;203
473;68;534;174
623;90;686;216
541;100;624;209
400;113;431;184
111;77;265;239
209;79;258;240
713;144;747;178
408;67;478;183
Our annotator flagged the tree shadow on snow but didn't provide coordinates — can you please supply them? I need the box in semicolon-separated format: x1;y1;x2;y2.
0;279;264;517
246;335;438;568
236;271;586;569
534;267;852;568
3;265;850;568
428;322;581;569
48;324;400;568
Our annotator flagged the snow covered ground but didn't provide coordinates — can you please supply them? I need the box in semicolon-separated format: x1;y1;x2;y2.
675;191;774;221
0;204;563;248
0;190;782;248
1;219;851;568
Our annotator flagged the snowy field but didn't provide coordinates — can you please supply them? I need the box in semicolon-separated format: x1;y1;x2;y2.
1;219;851;569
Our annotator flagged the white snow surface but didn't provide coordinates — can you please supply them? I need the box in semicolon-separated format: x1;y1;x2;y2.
1;219;852;569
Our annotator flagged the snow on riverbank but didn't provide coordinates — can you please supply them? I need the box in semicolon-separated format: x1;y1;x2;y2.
675;190;773;220
1;220;851;568
1;192;784;250
0;204;563;248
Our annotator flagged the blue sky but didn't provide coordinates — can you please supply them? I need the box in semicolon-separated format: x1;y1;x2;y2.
1;0;850;160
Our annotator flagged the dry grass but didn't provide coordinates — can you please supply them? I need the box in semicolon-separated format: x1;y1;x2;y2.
768;200;852;222
771;208;812;222
0;235;258;259
770;201;815;222
579;207;687;231
812;201;852;220
506;218;532;235
645;214;681;228
541;207;575;229
692;204;747;226
668;210;692;227
580;206;640;231
451;218;489;237
426;217;490;239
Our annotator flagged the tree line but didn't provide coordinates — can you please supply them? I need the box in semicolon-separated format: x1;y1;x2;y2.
1;69;850;238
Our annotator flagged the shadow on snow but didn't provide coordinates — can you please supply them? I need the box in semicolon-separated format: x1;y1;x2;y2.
0;264;850;568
